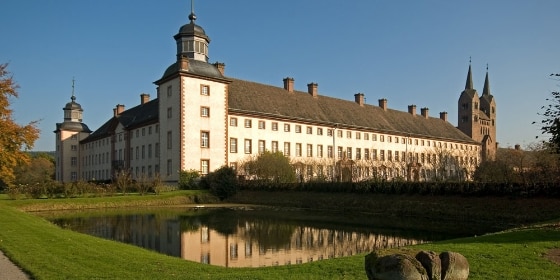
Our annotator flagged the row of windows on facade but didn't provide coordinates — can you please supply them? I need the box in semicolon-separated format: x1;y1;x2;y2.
79;125;160;152
230;117;478;151
80;164;160;182
166;84;210;98
460;115;495;127
78;143;162;167
229;138;477;165
461;102;495;114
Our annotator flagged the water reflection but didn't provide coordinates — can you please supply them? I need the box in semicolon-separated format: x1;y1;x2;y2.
50;208;446;267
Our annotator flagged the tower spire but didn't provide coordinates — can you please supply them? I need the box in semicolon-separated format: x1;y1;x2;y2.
71;77;76;102
482;64;491;96
189;0;196;22
465;58;474;90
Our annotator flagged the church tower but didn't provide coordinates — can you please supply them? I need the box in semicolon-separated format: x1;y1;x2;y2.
54;80;92;182
457;63;497;161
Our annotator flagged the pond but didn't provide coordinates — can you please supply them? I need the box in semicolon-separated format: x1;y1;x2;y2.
45;206;473;267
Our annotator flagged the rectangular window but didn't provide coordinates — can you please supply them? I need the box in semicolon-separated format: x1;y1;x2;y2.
295;143;302;157
230;138;238;153
337;146;343;158
347;147;352;159
271;141;278;153
142;145;145;159
167;107;172;119
306;144;313;157
372;134;377;141
295;125;302;133
135;147;139;159
395;151;400;162
201;159;209;175
167;131;172;149
201;131;210;148
258;120;265;129
71;157;77;166
167;85;172;97
346;131;352;138
71;134;78;140
201;85;210;96
71;145;77;151
284;142;291;156
244;139;252;154
306;126;312;134
380;150;385;161
284;124;290;132
166;159;172;176
149;126;152;135
337;130;343;138
356;132;361;139
272;122;278;131
327;146;333;158
388;136;392;143
230;162;237;171
364;133;369;140
327;129;333;137
258;140;265;154
317;145;323;158
388;150;392;161
356;148;361;160
148;144;152;158
244;119;252;128
155;143;160;158
380;135;385;142
230;117;238;126
201;107;210;117
317;128;323;135
364;148;370;160
372;149;378;160
136;130;139;138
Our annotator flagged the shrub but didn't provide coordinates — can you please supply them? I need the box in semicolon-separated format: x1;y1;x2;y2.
201;166;238;200
179;169;201;190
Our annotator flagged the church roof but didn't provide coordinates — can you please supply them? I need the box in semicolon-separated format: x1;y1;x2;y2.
156;59;226;83
227;78;478;144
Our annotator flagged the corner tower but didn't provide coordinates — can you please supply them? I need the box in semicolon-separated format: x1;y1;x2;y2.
457;63;497;161
155;5;230;183
54;80;92;182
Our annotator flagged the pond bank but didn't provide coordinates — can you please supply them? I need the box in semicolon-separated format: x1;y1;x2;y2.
227;190;560;231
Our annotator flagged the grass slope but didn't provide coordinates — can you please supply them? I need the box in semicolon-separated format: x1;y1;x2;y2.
0;192;559;279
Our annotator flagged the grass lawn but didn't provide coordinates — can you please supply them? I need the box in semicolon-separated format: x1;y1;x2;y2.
0;191;559;279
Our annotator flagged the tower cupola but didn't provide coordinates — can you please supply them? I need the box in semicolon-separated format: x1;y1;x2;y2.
174;3;210;62
63;80;83;122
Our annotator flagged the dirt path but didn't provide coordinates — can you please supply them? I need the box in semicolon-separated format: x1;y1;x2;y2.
0;250;30;280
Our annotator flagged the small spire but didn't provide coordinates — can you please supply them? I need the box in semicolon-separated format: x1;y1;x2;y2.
71;77;76;102
188;0;196;22
465;59;474;90
482;65;491;96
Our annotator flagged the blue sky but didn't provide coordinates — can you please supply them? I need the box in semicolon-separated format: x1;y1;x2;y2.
1;0;558;151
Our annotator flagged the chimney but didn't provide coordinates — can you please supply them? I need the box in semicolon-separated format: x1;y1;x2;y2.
114;104;125;117
307;82;318;98
439;111;448;122
354;93;365;106
408;105;417;116
179;55;189;70
420;107;429;119
283;77;294;92
140;93;150;105
214;62;225;75
378;98;387;111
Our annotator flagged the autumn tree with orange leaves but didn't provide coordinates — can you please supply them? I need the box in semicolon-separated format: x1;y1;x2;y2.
0;63;39;188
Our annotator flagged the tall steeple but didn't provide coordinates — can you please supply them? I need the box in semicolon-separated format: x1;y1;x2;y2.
465;59;474;90
482;64;491;96
173;1;210;62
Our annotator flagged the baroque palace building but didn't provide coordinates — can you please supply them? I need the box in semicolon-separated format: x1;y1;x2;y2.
54;9;496;184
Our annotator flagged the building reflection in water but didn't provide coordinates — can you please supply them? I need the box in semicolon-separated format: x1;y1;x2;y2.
51;209;431;268
181;223;424;267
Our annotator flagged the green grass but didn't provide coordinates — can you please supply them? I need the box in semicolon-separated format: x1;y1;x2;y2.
0;191;559;279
